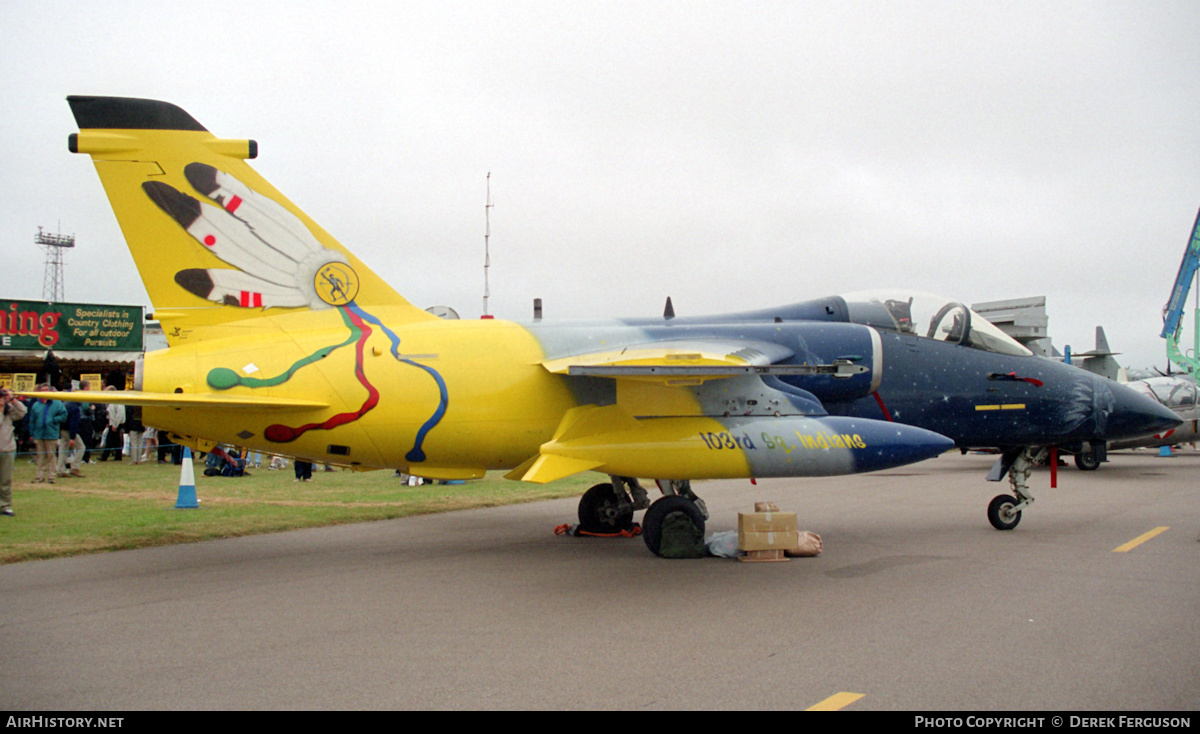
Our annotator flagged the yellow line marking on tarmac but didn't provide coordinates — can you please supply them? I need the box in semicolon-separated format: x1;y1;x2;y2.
1113;526;1169;553
806;692;865;710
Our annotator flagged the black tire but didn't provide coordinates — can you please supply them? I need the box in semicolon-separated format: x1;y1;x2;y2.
1074;450;1101;471
987;494;1022;530
577;483;634;533
642;495;706;557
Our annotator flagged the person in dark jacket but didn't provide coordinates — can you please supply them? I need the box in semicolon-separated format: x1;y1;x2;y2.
293;459;313;482
125;404;144;464
77;380;97;465
56;398;86;478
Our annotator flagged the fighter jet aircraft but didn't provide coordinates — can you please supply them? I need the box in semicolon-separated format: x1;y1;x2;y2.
56;96;1178;554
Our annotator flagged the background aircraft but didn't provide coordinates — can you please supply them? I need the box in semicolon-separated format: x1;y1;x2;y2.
1065;326;1122;383
1109;376;1199;452
55;96;1178;553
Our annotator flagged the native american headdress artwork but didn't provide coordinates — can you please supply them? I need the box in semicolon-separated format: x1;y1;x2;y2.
144;163;358;311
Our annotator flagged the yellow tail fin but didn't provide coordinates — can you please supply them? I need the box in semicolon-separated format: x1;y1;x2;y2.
67;96;434;344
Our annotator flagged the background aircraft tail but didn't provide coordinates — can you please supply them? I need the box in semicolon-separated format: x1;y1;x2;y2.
1068;325;1122;382
67;96;433;344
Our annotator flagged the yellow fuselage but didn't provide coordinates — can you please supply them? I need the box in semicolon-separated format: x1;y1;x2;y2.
145;307;577;478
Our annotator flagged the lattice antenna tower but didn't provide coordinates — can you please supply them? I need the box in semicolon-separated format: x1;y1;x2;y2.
36;226;75;302
483;172;493;317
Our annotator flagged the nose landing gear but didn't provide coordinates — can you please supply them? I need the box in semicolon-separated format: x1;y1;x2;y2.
986;447;1041;530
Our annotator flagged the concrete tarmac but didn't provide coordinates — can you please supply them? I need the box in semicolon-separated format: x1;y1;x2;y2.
2;450;1197;710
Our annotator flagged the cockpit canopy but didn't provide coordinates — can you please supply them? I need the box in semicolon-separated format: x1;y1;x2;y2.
840;291;1033;357
670;290;1033;357
1126;376;1198;408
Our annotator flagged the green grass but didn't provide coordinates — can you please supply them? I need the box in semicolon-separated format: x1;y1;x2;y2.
0;455;600;563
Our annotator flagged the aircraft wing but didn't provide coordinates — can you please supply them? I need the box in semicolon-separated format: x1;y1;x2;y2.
542;339;793;372
16;391;328;412
542;339;868;383
513;338;876;483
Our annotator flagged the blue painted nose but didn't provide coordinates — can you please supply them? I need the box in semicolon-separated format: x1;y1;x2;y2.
821;416;956;473
1104;378;1181;440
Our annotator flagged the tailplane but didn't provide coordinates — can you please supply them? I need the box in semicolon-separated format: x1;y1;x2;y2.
67;96;434;344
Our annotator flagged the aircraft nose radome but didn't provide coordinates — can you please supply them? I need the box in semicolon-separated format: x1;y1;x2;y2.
848;420;956;473
907;426;957;461
1105;380;1181;440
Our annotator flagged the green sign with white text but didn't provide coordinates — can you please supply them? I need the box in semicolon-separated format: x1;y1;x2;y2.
0;300;144;351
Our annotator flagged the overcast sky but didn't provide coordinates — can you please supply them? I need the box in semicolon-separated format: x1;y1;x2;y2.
3;0;1199;371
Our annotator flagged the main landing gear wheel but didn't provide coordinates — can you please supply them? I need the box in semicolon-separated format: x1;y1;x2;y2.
987;494;1022;530
1074;450;1101;471
642;495;706;557
577;483;634;534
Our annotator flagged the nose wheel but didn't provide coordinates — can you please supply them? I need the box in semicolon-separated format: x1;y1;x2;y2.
985;447;1040;530
987;494;1022;530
